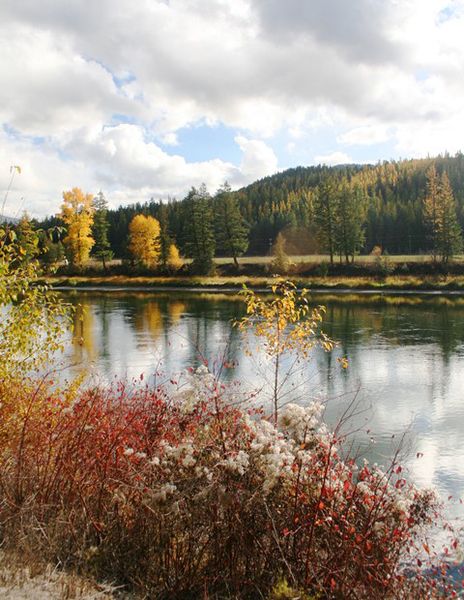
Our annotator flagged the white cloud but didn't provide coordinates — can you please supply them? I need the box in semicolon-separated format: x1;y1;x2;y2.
235;135;279;181
337;125;391;146
160;132;179;146
1;0;464;215
0;125;280;218
314;151;352;166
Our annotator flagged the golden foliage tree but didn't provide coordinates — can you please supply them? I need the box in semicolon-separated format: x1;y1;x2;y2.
167;242;183;273
60;188;95;268
128;214;161;267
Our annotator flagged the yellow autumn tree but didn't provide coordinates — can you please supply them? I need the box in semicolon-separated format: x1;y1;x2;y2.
167;242;183;272
60;188;95;268
128;214;161;267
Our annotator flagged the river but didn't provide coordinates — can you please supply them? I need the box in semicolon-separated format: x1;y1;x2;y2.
58;289;464;531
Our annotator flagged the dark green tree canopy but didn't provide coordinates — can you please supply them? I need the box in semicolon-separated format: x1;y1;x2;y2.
214;181;249;267
92;191;113;269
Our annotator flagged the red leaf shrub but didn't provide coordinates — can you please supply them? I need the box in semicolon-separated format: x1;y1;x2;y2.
0;370;459;598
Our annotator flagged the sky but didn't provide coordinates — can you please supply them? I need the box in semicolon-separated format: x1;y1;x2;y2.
1;0;464;218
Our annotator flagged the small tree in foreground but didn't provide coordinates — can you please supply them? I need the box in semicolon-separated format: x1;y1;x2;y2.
235;280;334;420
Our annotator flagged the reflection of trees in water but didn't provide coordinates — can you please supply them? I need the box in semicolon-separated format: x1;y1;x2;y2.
168;300;186;325
129;297;164;345
72;300;96;364
316;296;464;361
64;292;464;404
98;295;111;360
310;295;464;415
143;302;163;340
179;297;244;372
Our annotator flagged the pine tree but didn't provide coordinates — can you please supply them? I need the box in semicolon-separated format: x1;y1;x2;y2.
423;165;440;262
92;191;113;270
183;184;215;274
60;188;95;268
158;203;172;268
436;172;462;263
314;179;337;264
423;167;462;263
214;182;249;268
335;183;367;263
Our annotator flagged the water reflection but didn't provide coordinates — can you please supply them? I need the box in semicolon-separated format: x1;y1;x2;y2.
60;290;464;523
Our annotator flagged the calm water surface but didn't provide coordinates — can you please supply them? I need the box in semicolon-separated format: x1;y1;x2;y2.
59;289;464;527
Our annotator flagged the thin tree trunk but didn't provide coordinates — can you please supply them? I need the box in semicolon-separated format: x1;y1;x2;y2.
273;353;279;424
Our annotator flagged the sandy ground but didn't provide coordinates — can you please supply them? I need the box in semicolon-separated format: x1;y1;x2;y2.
0;555;118;599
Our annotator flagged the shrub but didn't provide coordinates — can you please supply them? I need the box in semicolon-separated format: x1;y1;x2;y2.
270;233;294;275
0;368;459;599
375;253;395;277
315;261;329;277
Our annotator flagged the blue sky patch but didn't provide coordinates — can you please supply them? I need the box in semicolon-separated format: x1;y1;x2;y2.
168;123;243;164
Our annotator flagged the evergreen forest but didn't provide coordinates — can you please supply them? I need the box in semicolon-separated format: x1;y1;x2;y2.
36;152;464;267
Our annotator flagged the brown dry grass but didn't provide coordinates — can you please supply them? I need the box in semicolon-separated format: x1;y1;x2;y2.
43;273;464;292
0;552;119;599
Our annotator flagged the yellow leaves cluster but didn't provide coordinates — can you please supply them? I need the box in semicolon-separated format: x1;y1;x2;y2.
60;188;95;268
167;243;183;272
0;232;72;385
236;280;334;359
128;214;161;268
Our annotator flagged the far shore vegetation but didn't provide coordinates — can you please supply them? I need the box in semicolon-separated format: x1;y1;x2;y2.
3;153;464;295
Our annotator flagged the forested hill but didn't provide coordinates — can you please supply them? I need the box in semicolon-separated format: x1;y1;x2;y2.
233;154;464;255
40;152;464;258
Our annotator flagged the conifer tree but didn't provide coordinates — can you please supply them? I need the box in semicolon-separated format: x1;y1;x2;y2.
158;203;172;268
270;232;290;274
423;165;440;262
183;184;215;274
436;172;462;263
314;179;337;264
335;183;367;263
60;188;95;268
92;191;113;270
424;167;462;263
214;182;249;267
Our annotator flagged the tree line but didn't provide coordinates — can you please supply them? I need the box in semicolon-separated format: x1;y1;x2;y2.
31;182;248;274
19;152;464;272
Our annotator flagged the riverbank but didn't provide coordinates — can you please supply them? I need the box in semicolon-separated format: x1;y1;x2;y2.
42;273;464;292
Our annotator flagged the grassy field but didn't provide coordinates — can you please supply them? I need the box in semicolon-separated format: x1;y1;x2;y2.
96;254;464;268
214;254;439;265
